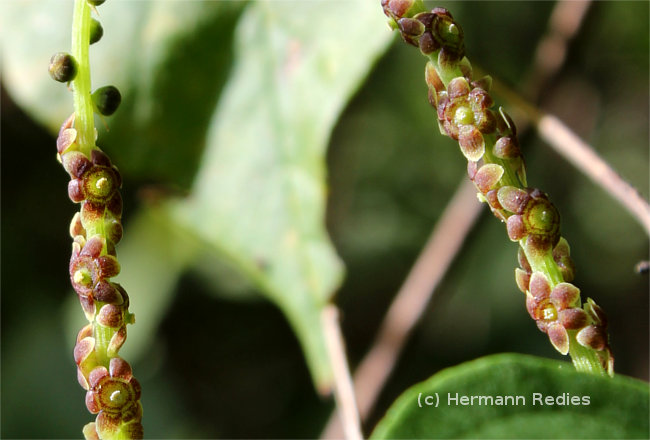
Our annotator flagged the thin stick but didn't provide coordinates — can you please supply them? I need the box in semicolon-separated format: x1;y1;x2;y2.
521;0;592;99
322;305;364;440
538;115;650;235
493;79;650;236
321;179;482;439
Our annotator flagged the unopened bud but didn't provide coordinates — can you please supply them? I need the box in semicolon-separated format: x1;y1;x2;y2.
92;85;122;116
49;52;77;83
89;18;103;45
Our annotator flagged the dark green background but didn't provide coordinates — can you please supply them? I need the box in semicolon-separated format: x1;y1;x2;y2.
2;1;648;438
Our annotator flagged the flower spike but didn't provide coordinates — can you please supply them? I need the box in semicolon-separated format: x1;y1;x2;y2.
383;3;613;376
50;0;143;437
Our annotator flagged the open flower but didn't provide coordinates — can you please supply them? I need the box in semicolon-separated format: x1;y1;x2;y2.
85;358;143;439
436;77;496;161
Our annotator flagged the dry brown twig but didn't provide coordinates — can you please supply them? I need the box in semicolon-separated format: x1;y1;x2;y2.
321;179;482;438
322;306;364;440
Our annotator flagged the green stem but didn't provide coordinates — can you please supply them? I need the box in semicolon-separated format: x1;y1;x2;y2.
569;337;608;376
422;20;606;377
72;0;111;372
71;0;94;157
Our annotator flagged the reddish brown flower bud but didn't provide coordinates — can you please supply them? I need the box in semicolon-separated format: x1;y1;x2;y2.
473;164;503;194
69;212;86;238
81;235;104;259
547;322;569;355
448;77;470;99
105;219;124;245
97;304;124;328
106;192;124;218
515;268;530;293
458;125;485;161
398;17;424;36
517;248;532;272
61;151;92;178
78;293;96;321
94;280;123;304
529;272;551;300
425;61;444;93
97;255;120;279
91;149;112;167
576;325;607;351
74;336;95;366
382;0;416;20
57;128;77;154
471;75;492;92
68;179;85;203
108;326;128;357
553;238;576;282
549;282;580;310
497;186;530;214
584;298;608;328
493;136;521;159
82;422;100;440
484;189;506;220
506;215;526;241
558;308;589;330
418;32;439;54
467;161;478;180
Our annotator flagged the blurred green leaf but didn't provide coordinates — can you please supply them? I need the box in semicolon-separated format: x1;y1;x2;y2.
372;353;649;439
1;0;244;187
168;0;393;390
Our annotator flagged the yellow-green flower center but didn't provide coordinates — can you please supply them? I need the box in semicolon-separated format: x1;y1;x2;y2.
454;106;474;126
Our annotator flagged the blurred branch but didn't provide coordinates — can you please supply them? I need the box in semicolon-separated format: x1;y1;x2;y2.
322;306;363;440
498;0;650;234
321;179;482;438
521;0;592;100
538;115;650;235
492;79;650;236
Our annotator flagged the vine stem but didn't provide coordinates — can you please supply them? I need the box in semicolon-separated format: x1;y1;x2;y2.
321;179;482;439
322;306;363;440
71;0;94;156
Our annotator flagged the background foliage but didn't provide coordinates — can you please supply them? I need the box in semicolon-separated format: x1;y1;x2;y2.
1;0;648;438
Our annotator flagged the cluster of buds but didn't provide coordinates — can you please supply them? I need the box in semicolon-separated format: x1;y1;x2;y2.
383;1;613;375
50;0;143;438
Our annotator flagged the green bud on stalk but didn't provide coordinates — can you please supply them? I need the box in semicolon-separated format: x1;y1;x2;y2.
89;18;103;45
92;86;122;116
49;52;77;83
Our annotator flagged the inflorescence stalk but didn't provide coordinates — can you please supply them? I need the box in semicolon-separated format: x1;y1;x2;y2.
381;0;613;376
50;0;143;438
